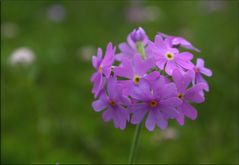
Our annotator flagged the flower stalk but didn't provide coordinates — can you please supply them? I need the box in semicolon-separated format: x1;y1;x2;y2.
136;41;145;59
128;122;143;164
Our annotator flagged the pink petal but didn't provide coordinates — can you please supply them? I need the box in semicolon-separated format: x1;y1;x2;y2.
92;100;107;112
200;67;212;77
102;109;113;121
176;111;185;126
182;102;197;120
196;58;204;68
156;57;167;70
131;105;148;124
155;111;168;130
145;111;156;131
184;83;207;103
178;52;193;60
165;61;177;75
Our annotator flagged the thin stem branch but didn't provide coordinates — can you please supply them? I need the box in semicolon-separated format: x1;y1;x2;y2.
128;123;143;164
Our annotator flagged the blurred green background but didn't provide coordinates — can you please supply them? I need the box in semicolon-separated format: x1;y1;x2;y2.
1;0;238;164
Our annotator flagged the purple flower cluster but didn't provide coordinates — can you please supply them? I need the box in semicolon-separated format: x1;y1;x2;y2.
91;27;212;131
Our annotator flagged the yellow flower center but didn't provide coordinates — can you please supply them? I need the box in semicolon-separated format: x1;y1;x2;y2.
133;75;140;84
178;93;183;99
165;52;174;60
109;100;116;107
149;100;158;108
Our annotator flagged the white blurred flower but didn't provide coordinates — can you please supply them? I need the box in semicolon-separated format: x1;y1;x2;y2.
1;22;19;39
10;47;35;66
47;4;66;23
151;128;178;143
77;46;96;62
125;2;161;23
200;0;226;13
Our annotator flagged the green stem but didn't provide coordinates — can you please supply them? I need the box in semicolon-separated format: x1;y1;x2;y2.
136;42;145;59
128;123;143;164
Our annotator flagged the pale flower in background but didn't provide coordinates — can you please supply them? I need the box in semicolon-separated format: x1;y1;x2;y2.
10;47;35;66
77;46;96;62
125;0;161;23
1;22;19;39
200;0;226;13
151;128;178;143
47;4;66;23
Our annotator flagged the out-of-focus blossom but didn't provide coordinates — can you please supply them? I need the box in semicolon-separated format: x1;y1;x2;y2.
1;22;19;39
125;3;160;23
47;4;66;23
200;1;226;13
151;128;178;142
10;47;35;66
77;46;96;61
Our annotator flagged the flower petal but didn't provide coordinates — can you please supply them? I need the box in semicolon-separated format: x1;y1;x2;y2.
134;55;154;76
155;82;177;99
156;57;167;70
196;58;204;68
181;101;197;120
177;52;193;60
200;67;212;77
92;99;107;112
102;109;113;121
131;105;148;124
184;83;207;103
176;111;185;126
165;61;177;75
176;58;194;70
130;79;152;101
160;97;182;108
196;74;209;91
114;58;134;79
155;110;168;130
172;69;193;93
145;111;156;131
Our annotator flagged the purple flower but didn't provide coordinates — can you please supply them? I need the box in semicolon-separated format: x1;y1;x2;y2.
128;27;148;49
193;58;212;91
91;43;115;97
172;69;207;125
92;77;130;130
91;27;212;131
129;79;182;131
158;32;200;52
114;55;154;96
148;34;195;75
116;27;149;61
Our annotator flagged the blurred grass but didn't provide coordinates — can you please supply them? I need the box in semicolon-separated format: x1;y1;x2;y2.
1;0;238;164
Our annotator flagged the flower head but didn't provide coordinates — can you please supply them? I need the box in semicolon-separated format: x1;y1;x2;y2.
193;58;212;91
91;43;115;97
92;77;130;130
129;79;181;131
147;34;194;75
172;69;207;125
116;27;149;61
158;32;200;52
91;27;212;131
10;47;35;66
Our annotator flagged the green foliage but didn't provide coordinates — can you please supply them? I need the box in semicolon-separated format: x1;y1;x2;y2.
1;1;238;164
